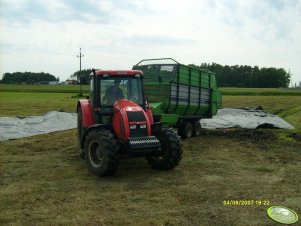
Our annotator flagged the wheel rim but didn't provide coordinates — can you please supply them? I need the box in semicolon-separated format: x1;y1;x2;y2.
89;141;103;167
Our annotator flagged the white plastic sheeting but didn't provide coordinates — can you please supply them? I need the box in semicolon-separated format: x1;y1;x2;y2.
201;107;294;130
0;111;77;141
0;107;294;142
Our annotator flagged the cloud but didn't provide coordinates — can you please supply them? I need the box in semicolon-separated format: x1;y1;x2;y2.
122;35;197;47
207;0;301;42
0;0;300;83
0;0;113;24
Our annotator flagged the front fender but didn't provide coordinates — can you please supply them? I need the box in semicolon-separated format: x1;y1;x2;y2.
81;124;112;148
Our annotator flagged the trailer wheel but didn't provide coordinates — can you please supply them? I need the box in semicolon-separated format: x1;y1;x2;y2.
85;130;119;176
77;107;85;159
147;128;183;170
193;120;202;137
180;121;193;139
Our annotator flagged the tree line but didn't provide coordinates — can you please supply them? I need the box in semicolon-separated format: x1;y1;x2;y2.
70;69;94;84
1;72;58;84
189;63;290;88
1;63;291;88
70;64;291;88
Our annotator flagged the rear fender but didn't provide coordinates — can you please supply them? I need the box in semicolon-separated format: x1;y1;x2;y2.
77;100;94;128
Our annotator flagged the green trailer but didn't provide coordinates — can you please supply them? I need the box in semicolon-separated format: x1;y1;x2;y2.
133;58;222;138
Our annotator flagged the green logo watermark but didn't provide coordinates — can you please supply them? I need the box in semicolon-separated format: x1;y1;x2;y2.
267;206;298;224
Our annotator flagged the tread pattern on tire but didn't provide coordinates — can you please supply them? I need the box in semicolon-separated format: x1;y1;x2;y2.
147;127;183;170
85;129;119;176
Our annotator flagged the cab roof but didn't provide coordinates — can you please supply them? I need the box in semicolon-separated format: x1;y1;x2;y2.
93;70;143;76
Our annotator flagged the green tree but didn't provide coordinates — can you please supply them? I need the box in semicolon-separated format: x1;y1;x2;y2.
191;63;290;88
1;72;57;84
70;68;98;84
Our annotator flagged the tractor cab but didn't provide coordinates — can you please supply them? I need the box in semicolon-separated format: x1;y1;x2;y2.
89;70;146;116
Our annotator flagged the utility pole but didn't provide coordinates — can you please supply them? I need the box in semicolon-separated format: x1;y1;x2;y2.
77;48;84;96
288;69;293;88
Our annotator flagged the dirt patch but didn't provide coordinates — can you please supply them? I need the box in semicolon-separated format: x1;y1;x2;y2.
200;128;276;142
290;132;301;141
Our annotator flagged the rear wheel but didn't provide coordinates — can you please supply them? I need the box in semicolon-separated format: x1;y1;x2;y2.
77;107;85;159
85;130;119;176
193;120;201;137
147;127;183;170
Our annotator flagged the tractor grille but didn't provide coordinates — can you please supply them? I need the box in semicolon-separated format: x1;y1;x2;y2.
127;136;161;155
127;111;146;122
130;125;148;137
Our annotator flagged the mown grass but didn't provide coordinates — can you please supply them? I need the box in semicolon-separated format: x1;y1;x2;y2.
0;85;301;225
1;130;300;225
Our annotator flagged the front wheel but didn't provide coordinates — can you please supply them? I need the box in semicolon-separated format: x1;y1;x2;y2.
146;128;183;170
84;130;119;176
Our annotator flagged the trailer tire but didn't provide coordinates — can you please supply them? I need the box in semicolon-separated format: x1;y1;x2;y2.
77;107;85;159
180;121;193;139
193;120;202;137
147;128;183;170
85;130;119;176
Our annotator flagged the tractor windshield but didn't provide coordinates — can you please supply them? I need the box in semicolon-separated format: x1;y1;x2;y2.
101;77;144;106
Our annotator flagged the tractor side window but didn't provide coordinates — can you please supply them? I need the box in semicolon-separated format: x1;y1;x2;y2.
101;80;115;104
128;79;143;104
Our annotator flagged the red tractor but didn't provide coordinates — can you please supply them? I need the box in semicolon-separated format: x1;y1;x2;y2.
77;69;182;176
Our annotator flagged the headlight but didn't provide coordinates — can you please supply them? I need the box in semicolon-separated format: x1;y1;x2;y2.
140;124;146;129
130;125;137;129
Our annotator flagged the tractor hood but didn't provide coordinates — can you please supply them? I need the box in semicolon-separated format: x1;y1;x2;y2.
112;99;152;140
113;99;144;112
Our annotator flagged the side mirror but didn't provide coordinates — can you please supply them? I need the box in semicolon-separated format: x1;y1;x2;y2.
145;97;150;110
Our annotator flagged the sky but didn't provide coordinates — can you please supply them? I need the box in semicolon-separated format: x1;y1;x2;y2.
0;0;301;85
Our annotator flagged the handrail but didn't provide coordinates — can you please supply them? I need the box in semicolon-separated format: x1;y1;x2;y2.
134;58;180;66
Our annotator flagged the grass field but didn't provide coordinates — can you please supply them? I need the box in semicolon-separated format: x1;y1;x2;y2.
0;84;300;225
1;84;301;95
0;84;89;93
221;87;301;96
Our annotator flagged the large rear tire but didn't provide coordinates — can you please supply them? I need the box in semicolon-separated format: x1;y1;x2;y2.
77;107;85;159
147;128;183;170
84;130;119;176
